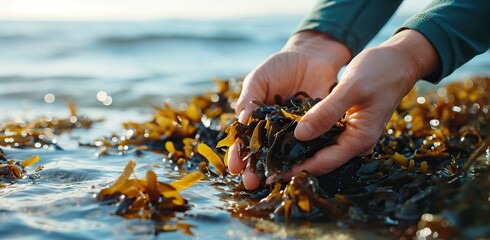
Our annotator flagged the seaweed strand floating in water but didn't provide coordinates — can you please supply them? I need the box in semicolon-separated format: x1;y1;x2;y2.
0;150;43;186
0;101;100;149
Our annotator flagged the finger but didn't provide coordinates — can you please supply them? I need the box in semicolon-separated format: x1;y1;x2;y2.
238;108;252;124
275;124;378;181
227;140;246;175
360;149;374;156
294;82;355;141
235;72;267;123
265;174;277;185
266;144;353;183
242;165;262;190
227;137;262;190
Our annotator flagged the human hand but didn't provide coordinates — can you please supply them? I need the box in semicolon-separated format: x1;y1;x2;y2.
286;29;439;181
227;30;351;190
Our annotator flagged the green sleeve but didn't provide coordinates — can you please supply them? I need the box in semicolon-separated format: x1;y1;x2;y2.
398;0;490;83
296;0;403;56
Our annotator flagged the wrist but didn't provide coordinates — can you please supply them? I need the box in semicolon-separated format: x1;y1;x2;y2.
381;29;439;86
283;30;351;72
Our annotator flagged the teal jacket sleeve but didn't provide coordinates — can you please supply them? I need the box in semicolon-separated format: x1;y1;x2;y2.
296;0;403;56
398;0;490;83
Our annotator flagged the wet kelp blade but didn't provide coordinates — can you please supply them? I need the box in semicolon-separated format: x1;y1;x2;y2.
216;123;238;148
98;160;136;199
147;170;159;206
158;183;185;205
280;109;303;122
0;153;42;180
21;155;39;168
170;171;204;191
197;143;226;176
248;120;265;156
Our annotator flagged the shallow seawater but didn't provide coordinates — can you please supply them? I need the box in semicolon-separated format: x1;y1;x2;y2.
0;111;232;239
0;110;387;240
1;13;490;239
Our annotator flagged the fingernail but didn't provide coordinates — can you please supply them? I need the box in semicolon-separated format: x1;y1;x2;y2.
238;109;247;124
295;121;314;140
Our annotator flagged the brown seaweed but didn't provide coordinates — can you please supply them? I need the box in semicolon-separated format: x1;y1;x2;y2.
97;160;204;235
3;74;488;239
217;95;346;180
90;76;489;239
90;79;240;169
0;151;43;185
0;101;100;149
225;76;490;239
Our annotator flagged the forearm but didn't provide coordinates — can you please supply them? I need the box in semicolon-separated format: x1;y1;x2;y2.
296;0;403;56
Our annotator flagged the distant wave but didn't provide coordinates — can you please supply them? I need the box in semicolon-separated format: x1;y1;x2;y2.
97;33;251;45
0;75;93;82
0;34;29;41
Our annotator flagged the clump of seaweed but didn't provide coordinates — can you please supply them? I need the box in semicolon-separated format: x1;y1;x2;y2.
0;150;43;187
228;171;343;222
224;77;490;239
0;101;100;149
97;160;204;235
91;79;240;166
217;94;346;181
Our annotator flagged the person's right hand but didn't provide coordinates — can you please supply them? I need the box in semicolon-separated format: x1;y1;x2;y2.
227;30;351;190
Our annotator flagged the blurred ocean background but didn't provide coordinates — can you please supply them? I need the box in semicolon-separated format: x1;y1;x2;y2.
0;1;489;239
1;0;489;113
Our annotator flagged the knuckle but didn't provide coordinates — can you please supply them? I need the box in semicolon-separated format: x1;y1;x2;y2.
235;98;248;112
308;104;340;130
350;81;376;100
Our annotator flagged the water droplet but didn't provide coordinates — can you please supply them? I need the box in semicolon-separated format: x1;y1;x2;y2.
96;91;108;101
422;213;434;222
102;96;113;106
404;115;413;122
436;88;447;97
69;116;78;123
211;94;220;102
44;93;55;103
429;119;440;127
419;227;432;237
451;106;462;112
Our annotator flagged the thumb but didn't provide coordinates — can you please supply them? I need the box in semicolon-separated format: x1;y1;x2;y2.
294;83;354;141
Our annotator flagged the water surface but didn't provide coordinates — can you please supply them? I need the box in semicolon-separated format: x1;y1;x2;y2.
0;14;489;239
